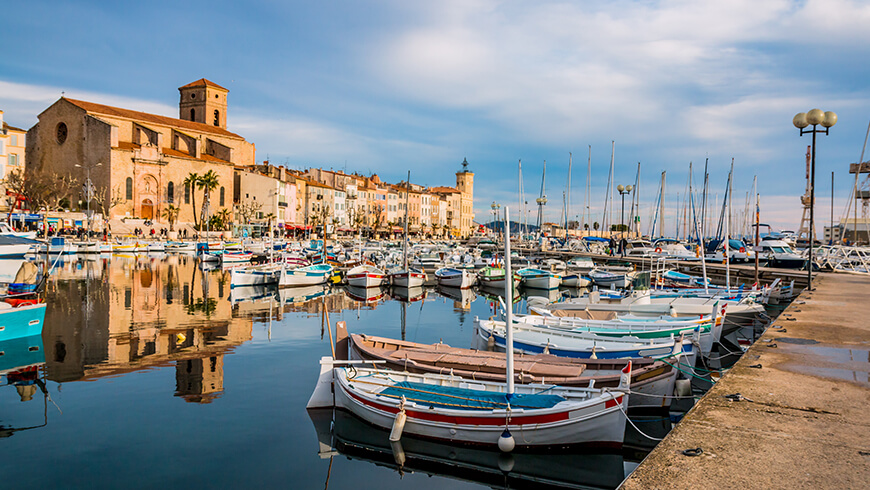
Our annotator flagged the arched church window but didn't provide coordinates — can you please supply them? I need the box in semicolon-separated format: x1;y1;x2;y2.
213;110;220;126
125;177;133;200
167;182;174;203
185;183;190;204
190;108;195;121
219;186;225;207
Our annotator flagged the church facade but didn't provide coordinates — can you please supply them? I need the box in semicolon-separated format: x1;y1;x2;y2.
26;79;254;225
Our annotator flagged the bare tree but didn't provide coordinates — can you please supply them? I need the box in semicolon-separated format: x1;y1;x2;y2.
2;169;78;212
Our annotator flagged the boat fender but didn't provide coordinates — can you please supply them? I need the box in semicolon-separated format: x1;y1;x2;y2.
674;379;692;397
487;334;495;350
389;396;407;442
498;428;515;453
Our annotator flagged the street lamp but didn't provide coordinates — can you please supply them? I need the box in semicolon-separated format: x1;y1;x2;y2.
793;108;837;291
617;184;633;239
74;162;102;236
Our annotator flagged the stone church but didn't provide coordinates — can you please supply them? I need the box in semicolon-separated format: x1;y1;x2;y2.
26;79;255;225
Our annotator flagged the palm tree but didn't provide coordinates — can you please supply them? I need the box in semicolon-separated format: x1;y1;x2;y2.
162;204;180;232
197;170;220;228
215;208;232;231
184;173;200;228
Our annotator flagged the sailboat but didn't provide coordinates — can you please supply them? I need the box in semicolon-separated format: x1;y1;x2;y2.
308;207;631;450
389;171;427;288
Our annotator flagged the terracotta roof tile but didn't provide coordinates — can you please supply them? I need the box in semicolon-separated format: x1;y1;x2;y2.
115;141;141;151
178;78;229;91
65;98;243;139
429;186;460;194
161;147;193;159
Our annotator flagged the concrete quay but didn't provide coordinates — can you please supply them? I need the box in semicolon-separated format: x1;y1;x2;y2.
620;272;870;489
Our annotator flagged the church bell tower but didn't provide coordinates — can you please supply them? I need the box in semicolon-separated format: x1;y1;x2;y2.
178;78;229;129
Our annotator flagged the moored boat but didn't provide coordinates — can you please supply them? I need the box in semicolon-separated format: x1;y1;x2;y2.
346;264;387;288
516;267;561;289
434;267;476;289
279;263;334;287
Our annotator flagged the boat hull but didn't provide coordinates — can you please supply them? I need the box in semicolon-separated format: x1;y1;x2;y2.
331;367;627;448
280;265;332;287
434;269;476;289
0;303;47;342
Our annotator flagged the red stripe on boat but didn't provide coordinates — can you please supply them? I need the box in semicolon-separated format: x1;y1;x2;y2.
346;388;571;425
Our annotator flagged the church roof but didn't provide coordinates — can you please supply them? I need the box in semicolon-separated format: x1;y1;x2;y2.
64;98;244;139
178;78;229;91
429;186;460;194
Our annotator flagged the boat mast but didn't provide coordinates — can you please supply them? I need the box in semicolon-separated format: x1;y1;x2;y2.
689;163;709;293
631;162;640;237
609;141;615;233
660;171;666;238
403;170;410;271
725;159;734;290
535;161;547;232
586;146;591;235
504;206;514;395
702;158;709;239
566;152;573;234
518;159;525;239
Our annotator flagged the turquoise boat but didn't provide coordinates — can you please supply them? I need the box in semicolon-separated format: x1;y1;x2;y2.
0;303;47;342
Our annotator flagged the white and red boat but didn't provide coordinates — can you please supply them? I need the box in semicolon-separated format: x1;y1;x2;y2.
388;267;427;288
346;264;387;288
307;358;630;449
220;251;254;264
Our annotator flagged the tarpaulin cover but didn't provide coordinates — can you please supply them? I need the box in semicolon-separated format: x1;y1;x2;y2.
378;381;565;411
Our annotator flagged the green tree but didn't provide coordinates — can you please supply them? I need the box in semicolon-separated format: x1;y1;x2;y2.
162;204;180;232
183;172;200;228
196;170;220;228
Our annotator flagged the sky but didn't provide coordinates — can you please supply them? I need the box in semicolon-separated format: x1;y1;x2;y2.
2;0;870;234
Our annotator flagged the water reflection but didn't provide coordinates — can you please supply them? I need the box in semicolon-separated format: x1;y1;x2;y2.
0;334;48;437
309;408;628;490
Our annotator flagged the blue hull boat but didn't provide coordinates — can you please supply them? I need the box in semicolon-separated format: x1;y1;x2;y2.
0;303;47;342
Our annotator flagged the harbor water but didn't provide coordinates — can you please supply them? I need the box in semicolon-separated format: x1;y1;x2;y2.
0;254;680;489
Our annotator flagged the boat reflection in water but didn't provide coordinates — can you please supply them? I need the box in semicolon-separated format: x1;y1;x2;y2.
389;286;426;303
308;408;627;490
1;334;49;437
344;285;389;304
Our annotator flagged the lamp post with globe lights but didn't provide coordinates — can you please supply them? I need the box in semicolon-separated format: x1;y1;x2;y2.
793;108;837;291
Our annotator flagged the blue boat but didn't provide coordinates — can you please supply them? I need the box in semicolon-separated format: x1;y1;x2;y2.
0;334;45;375
0;303;48;342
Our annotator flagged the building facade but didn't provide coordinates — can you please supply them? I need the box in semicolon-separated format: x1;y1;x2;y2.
0;110;27;211
25;79;254;227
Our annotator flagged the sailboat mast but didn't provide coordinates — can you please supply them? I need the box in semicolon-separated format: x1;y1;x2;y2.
660;172;666;238
631;162;640;237
566;152;573;233
518;159;525;238
609;141;615;233
725;159;734;290
586;146;591;235
503;206;514;395
403;171;410;271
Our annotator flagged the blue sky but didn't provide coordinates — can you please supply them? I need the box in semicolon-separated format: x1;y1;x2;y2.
3;0;870;233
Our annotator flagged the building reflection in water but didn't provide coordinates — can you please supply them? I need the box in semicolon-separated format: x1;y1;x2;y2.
40;254;253;403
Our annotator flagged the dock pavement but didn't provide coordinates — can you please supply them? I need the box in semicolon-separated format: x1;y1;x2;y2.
620;272;870;489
